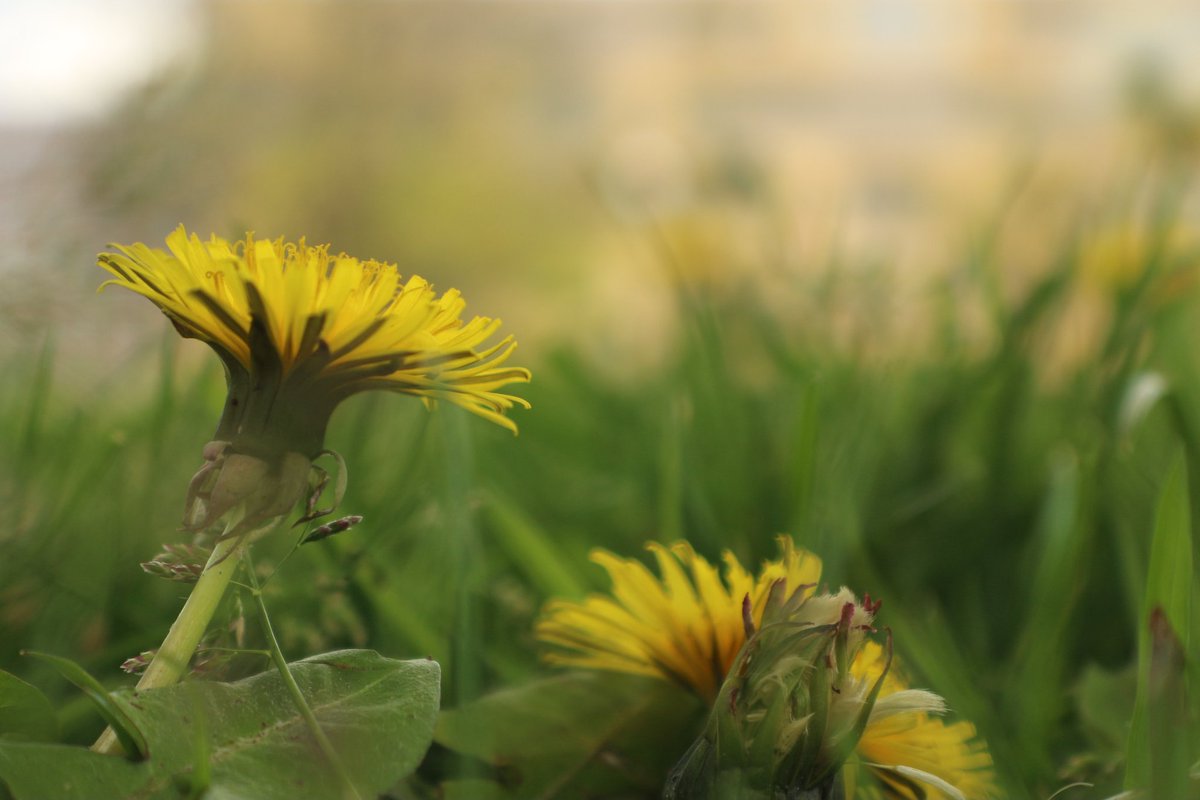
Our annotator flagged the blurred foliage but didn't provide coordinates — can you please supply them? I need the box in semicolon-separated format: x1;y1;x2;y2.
4;198;1200;796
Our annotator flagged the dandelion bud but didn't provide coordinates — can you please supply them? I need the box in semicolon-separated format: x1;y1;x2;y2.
665;588;889;800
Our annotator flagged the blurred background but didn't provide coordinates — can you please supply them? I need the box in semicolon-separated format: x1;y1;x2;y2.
6;0;1200;371
4;0;1200;797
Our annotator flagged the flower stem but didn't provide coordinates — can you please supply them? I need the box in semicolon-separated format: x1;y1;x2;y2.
92;529;245;754
245;551;363;800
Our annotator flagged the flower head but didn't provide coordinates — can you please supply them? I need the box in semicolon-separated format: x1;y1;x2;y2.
99;226;530;534
537;538;995;798
99;226;531;455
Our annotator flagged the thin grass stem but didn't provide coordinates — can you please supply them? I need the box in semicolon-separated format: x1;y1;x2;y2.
244;551;363;800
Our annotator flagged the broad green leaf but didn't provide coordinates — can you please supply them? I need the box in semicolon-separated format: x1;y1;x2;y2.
0;671;57;743
436;671;704;799
0;650;439;800
21;650;147;760
1127;454;1193;789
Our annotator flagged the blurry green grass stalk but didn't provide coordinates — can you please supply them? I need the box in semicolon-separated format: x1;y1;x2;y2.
1125;454;1193;795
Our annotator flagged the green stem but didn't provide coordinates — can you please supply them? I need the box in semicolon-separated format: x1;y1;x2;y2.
93;530;245;755
245;552;362;800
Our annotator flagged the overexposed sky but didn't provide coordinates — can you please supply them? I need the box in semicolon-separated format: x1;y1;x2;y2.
0;0;198;126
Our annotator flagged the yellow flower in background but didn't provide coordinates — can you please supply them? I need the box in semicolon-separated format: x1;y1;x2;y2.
537;537;995;799
1076;222;1198;295
99;226;530;450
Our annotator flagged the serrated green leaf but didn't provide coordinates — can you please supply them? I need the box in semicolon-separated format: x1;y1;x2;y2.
436;671;703;799
0;650;439;800
0;671;57;743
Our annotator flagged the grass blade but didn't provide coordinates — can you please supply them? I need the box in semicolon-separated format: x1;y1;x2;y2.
1126;453;1192;789
20;651;148;761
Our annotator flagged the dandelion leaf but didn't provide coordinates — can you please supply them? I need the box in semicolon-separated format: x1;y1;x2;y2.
0;650;439;800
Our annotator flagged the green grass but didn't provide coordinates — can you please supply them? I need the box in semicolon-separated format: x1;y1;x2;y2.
4;214;1200;797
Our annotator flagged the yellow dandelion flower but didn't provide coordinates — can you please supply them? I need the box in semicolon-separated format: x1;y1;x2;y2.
98;226;531;457
536;537;821;700
847;641;997;799
89;225;533;725
1076;223;1197;294
99;225;530;537
537;538;995;799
